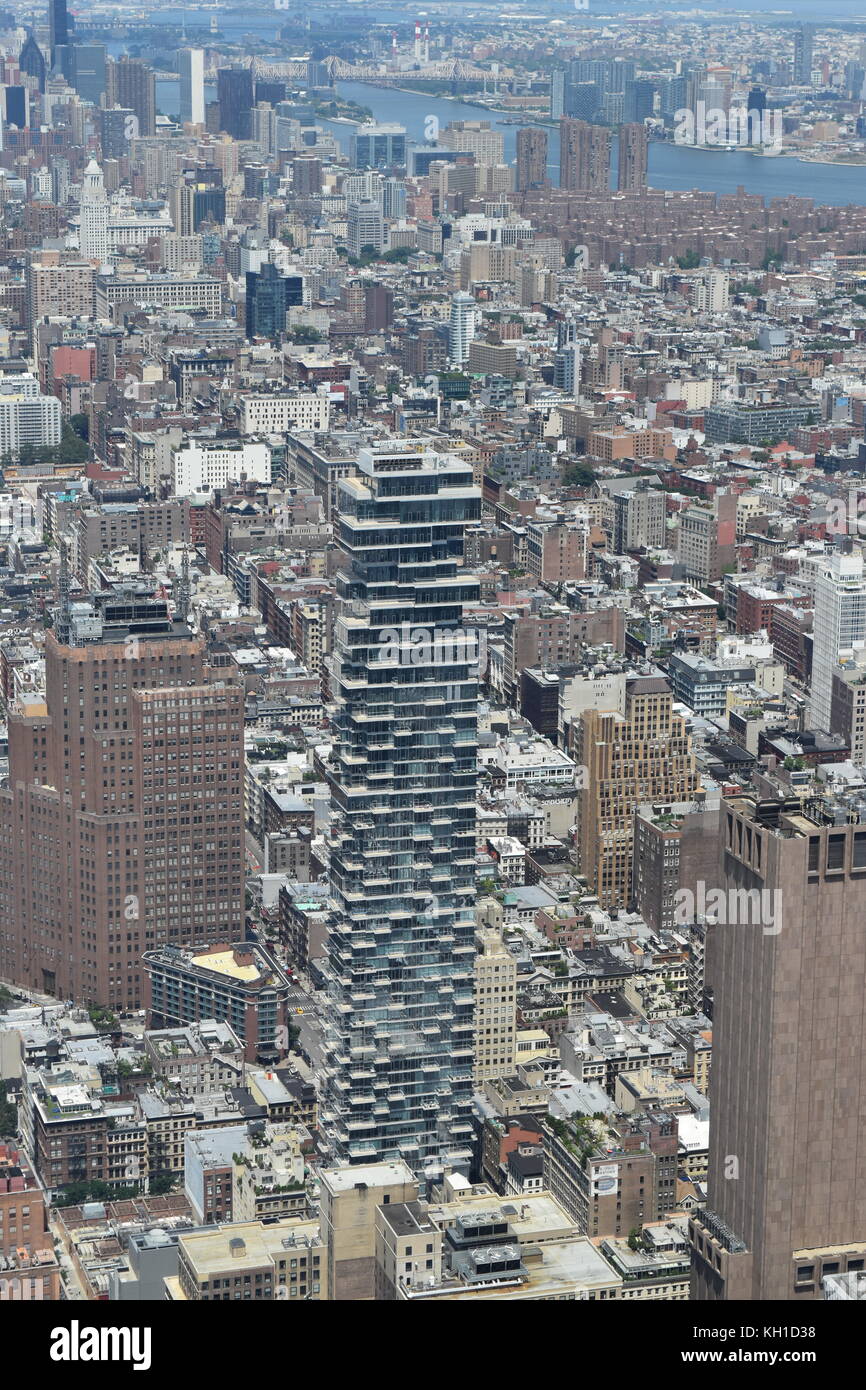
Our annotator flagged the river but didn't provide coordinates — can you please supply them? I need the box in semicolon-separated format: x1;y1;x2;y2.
323;81;866;208
140;6;866;206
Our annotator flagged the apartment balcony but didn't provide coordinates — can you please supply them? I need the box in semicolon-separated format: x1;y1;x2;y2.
347;1093;376;1109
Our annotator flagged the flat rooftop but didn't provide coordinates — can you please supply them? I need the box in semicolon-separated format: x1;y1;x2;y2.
179;1218;321;1278
319;1161;415;1195
190;949;259;983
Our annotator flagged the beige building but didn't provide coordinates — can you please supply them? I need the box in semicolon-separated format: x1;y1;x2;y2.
441;120;504;167
26;253;95;337
319;1160;418;1300
168;1217;325;1300
474;925;517;1084
576;676;697;907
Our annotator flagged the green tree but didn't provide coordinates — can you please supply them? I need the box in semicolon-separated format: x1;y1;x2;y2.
0;1081;16;1137
564;461;597;487
288;326;323;345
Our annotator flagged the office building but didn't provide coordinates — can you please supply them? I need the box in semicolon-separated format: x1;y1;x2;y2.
18;35;46;93
319;445;481;1169
95;272;223;318
576;676;697;907
617;122;649;191
350;123;407;169
59;43;107;106
240;391;329;436
691;794;866;1299
245;261;303;340
703;400;813;444
346;199;385;257
179;48;205;126
48;0;69;66
516;127;548;191
3;86;30;130
809;551;866;732
0;583;245;1010
559;119;611;192
217;66;254;140
78;157;110;263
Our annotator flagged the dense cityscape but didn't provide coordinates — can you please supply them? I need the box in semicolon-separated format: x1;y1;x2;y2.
0;0;863;1347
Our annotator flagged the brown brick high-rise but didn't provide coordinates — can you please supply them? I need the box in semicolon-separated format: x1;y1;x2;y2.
516;127;548;191
0;589;244;1010
617;123;649;192
559;118;610;192
690;794;866;1299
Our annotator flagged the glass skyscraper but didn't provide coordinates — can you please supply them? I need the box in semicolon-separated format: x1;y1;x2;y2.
320;445;481;1172
245;262;303;341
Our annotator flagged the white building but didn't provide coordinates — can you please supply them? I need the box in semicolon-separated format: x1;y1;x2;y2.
690;270;730;314
810;551;866;731
347;199;385;256
79;158;110;264
240;391;329;436
487;835;527;885
171;439;271;496
0;374;62;457
483;736;577;790
448;290;477;366
108;207;173;251
179;48;205;126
